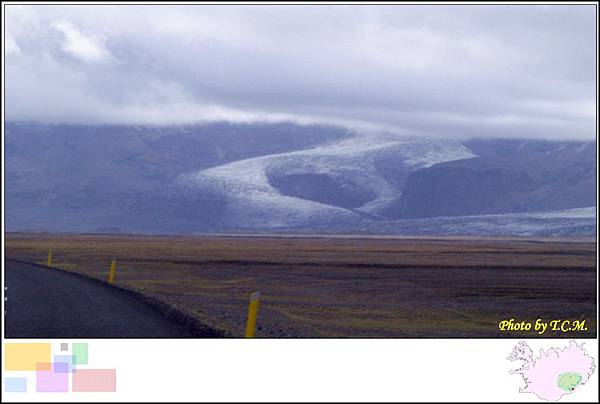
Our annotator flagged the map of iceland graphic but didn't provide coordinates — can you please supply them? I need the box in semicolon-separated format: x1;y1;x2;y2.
508;341;596;401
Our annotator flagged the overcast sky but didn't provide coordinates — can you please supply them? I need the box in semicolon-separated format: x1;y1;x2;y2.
4;4;597;139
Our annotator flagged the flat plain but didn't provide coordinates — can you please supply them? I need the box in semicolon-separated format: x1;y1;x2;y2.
4;232;597;337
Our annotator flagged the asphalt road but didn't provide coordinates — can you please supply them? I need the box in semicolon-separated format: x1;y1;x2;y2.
4;260;221;338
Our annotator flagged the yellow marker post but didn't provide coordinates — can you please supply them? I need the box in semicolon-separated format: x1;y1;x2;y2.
47;251;52;267
108;259;117;284
245;291;261;338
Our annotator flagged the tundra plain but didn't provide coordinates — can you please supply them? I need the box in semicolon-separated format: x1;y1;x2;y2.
4;233;597;338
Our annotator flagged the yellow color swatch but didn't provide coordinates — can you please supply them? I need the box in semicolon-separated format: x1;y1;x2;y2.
4;343;51;370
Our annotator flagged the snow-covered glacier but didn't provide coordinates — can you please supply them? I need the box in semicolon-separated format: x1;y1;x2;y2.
5;122;596;236
171;132;475;228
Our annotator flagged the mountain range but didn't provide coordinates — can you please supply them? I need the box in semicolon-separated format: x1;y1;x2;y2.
5;122;596;236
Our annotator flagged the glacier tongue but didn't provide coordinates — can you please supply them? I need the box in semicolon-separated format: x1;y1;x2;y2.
172;132;475;229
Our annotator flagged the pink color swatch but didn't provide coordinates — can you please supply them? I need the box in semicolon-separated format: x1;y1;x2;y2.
72;369;116;392
36;365;68;392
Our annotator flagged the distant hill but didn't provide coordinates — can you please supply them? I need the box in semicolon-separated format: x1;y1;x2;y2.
394;139;596;218
5;121;596;236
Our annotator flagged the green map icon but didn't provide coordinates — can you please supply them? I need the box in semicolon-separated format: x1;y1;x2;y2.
557;372;582;392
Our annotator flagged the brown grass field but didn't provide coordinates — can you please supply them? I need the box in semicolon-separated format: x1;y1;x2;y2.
4;232;597;338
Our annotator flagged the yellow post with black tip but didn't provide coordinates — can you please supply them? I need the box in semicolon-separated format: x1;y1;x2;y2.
108;259;117;284
47;251;52;267
245;291;261;338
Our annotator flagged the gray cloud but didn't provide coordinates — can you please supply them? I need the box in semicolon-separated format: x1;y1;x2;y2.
4;4;597;139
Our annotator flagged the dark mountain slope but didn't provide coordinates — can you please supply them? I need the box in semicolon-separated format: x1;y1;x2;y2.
395;139;596;219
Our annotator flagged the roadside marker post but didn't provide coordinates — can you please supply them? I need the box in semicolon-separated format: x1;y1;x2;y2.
47;251;52;267
245;291;261;338
108;259;117;284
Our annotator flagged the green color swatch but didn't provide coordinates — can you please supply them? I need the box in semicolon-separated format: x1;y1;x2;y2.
72;343;88;365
